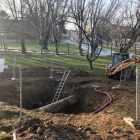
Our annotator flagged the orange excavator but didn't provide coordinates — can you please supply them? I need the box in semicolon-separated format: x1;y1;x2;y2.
105;53;140;79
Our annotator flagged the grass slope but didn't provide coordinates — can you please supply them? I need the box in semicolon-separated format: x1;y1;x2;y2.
2;41;113;75
1;52;112;75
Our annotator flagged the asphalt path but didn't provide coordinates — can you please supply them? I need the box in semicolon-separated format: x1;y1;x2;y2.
68;40;116;56
67;40;138;59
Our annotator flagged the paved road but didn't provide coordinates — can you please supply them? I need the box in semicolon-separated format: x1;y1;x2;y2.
68;40;138;58
68;40;116;56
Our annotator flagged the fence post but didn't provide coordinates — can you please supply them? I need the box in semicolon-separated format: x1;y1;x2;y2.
13;57;16;78
49;60;53;78
136;67;139;121
20;65;22;118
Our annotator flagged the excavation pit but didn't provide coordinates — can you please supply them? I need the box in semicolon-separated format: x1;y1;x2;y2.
0;67;110;114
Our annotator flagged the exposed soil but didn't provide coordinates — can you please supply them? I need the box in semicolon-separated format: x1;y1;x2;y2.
0;67;140;139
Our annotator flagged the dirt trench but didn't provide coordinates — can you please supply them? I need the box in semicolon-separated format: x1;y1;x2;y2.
0;67;110;114
0;67;139;139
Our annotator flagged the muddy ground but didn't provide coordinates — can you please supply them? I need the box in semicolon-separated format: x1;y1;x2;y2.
0;67;140;139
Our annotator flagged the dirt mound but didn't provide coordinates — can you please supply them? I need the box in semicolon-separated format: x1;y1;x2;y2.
11;115;140;139
13;116;43;137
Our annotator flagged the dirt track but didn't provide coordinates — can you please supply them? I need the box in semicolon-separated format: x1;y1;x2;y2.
0;67;139;139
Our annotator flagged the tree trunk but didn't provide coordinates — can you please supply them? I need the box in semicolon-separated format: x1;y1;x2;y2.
43;37;49;50
79;42;83;56
54;41;58;55
88;60;93;69
21;38;26;54
115;41;118;47
92;47;95;56
55;47;58;55
107;41;109;47
2;35;6;51
78;31;83;56
35;95;78;113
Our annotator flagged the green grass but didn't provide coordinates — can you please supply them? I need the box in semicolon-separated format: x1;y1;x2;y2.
103;44;140;54
1;51;113;75
6;41;86;54
1;41;113;75
103;45;119;52
0;134;13;140
7;42;41;51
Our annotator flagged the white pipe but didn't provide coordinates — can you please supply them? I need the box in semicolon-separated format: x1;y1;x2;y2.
112;87;120;89
92;85;100;88
13;132;16;140
49;60;53;78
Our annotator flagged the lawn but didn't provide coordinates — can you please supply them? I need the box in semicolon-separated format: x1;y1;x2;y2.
7;41;40;51
4;41;140;74
6;41;87;54
1;51;113;76
103;44;139;54
103;45;119;52
2;41;113;75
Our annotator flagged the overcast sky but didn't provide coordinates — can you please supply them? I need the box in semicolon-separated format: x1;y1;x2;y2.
65;22;76;30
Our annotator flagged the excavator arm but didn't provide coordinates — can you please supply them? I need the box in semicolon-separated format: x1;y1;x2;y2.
106;55;140;76
133;55;140;65
111;60;135;75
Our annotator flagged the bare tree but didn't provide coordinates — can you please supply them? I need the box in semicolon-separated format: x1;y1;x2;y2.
51;0;69;55
112;1;140;53
101;28;112;47
71;0;121;69
0;10;9;20
70;0;88;56
4;0;28;54
24;0;53;54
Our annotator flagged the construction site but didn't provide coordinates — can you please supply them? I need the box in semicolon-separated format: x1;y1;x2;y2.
0;58;140;139
1;0;140;139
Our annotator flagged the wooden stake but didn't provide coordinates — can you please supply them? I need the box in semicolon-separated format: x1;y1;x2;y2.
136;67;139;121
20;65;22;118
